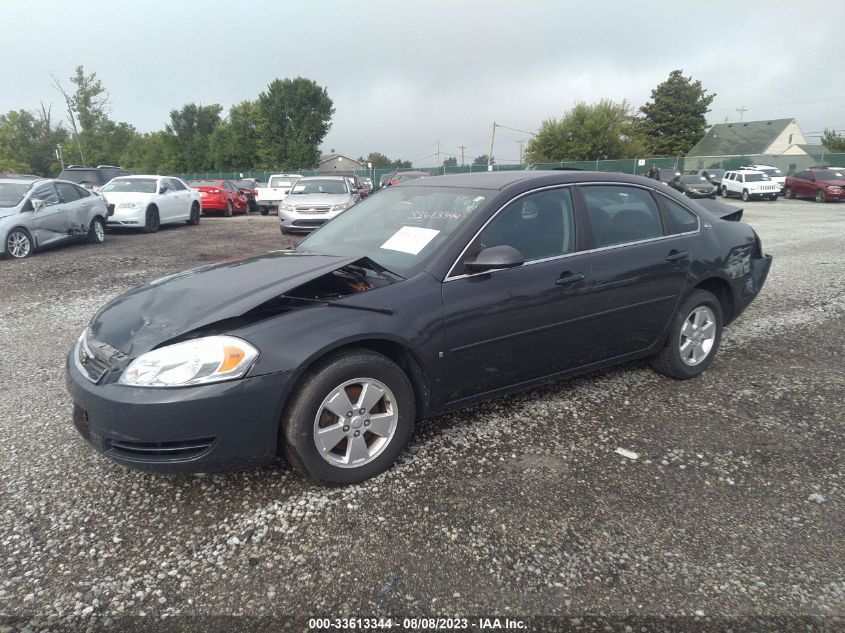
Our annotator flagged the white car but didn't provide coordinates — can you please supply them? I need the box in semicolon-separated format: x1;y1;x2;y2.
100;176;202;232
256;174;301;215
720;170;780;201
740;164;786;193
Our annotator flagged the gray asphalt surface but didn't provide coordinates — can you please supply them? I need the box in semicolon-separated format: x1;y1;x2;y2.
0;200;843;631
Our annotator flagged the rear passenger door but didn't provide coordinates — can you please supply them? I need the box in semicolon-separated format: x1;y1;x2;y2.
166;178;191;221
577;184;691;361
55;181;90;232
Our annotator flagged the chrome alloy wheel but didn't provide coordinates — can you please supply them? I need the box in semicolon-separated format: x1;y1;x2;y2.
7;231;31;258
313;378;398;468
94;221;105;242
679;306;716;366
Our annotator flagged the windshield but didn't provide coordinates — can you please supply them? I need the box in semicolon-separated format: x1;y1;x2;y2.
0;182;31;207
816;170;845;180
659;170;680;180
101;178;157;193
269;176;298;188
235;180;256;189
189;180;221;188
683;176;710;184
759;168;782;177
58;169;102;184
297;186;492;276
705;169;725;177
290;179;348;194
745;174;770;182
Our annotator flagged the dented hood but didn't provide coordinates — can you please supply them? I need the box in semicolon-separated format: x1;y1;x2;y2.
89;251;360;357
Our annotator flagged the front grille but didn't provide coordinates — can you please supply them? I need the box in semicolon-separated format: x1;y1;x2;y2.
105;437;216;462
294;205;330;214
292;219;327;227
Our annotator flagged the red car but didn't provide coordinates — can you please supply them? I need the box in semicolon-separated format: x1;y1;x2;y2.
234;179;259;213
784;167;845;203
188;180;249;216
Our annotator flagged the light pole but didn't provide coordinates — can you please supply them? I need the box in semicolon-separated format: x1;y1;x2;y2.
55;144;64;171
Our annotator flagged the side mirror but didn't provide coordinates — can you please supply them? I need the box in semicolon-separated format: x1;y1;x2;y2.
465;245;525;273
31;198;45;213
159;185;168;194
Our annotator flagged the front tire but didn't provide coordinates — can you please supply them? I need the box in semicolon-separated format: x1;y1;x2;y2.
143;206;160;233
741;189;750;202
225;200;233;217
815;189;826;203
650;290;723;380
4;228;34;259
187;202;201;225
282;350;415;484
721;186;728;197
87;217;106;244
784;186;794;199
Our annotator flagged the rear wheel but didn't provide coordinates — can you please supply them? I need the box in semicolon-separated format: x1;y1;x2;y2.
784;186;794;199
260;206;270;216
143;206;160;233
815;189;826;203
87;217;105;244
225;200;233;217
282;350;415;484
4;228;34;259
651;289;723;380
186;202;201;225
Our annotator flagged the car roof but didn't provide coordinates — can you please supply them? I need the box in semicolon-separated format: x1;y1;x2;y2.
0;176;48;185
297;175;348;181
111;174;162;179
394;170;677;190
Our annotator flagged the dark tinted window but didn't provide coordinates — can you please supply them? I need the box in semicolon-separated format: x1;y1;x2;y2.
56;181;82;202
582;185;663;248
477;187;576;261
58;169;102;185
169;178;187;191
73;184;90;198
661;197;700;234
31;183;60;206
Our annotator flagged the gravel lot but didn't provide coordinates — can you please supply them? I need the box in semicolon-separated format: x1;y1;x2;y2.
0;201;843;631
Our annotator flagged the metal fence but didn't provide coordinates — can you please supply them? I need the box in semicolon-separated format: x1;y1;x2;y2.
178;152;845;184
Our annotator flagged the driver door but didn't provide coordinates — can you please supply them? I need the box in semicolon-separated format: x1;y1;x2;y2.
441;186;593;403
29;183;70;246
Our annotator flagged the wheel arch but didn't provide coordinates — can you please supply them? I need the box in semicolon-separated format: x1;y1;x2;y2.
4;224;38;249
693;276;735;325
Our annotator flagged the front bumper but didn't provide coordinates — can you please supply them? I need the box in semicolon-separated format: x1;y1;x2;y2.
66;348;294;472
686;189;717;198
278;208;343;232
106;207;144;226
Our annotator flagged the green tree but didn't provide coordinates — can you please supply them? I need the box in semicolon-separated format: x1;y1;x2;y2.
0;108;69;176
638;70;715;156
210;101;259;171
472;154;493;165
165;103;223;172
360;152;393;169
392;158;412;168
821;129;845;153
443;156;457;167
524;100;643;163
255;77;334;170
120;130;179;174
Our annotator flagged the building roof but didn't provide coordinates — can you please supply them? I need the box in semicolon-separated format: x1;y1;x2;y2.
686;118;795;156
795;144;828;155
318;153;363;165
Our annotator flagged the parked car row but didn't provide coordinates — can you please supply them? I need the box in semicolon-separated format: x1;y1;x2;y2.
784;166;845;203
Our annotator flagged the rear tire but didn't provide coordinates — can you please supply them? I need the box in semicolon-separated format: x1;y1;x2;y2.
282;350;415;484
260;207;270;216
87;217;106;244
143;207;160;233
650;289;723;380
225;200;233;217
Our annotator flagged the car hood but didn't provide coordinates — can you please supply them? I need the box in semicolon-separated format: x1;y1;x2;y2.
0;207;21;220
89;251;360;357
285;193;349;206
100;192;155;204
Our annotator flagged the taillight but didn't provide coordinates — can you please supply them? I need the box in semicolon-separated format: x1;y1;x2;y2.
211;189;219;193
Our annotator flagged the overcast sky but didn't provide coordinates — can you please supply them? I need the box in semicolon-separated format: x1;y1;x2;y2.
2;0;844;166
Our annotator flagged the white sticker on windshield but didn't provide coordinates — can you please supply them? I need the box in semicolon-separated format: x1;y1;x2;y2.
380;226;440;255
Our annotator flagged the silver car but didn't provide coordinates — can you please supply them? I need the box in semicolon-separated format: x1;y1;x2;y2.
0;176;108;260
278;176;357;234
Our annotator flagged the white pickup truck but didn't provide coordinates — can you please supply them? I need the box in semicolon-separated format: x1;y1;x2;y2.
720;170;780;201
256;174;301;215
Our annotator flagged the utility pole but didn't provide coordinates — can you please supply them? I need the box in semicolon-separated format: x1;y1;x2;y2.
436;139;440;172
736;106;748;121
488;121;496;171
517;140;524;166
458;145;466;167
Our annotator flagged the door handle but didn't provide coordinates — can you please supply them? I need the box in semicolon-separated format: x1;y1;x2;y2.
665;250;689;262
555;271;585;287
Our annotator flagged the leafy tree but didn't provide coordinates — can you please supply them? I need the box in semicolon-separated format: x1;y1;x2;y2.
472;154;494;165
524;100;643;163
443;156;457;167
210;101;260;171
360;152;393;169
821;129;845;153
165;103;223;172
392;158;412;168
120;131;179;174
0;108;69;176
255;77;334;170
638;70;715;156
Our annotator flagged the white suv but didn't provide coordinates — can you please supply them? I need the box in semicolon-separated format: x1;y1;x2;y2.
740;164;785;193
720;170;780;202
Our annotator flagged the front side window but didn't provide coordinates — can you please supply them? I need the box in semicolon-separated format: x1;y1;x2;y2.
581;185;663;248
169;178;187;191
476;187;576;262
30;183;60;206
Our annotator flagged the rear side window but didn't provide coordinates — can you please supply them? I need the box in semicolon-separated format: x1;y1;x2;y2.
661;197;700;234
56;181;82;202
581;185;664;248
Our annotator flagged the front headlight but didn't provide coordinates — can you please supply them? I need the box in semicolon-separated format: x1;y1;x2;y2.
331;201;354;212
280;203;295;213
118;335;259;388
117;201;143;209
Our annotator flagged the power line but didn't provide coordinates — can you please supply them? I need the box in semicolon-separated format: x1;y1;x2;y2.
495;123;536;136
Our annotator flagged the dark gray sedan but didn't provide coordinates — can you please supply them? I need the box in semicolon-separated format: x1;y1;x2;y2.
67;171;771;484
670;174;717;199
